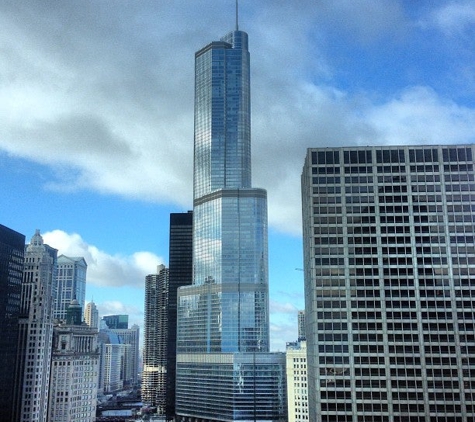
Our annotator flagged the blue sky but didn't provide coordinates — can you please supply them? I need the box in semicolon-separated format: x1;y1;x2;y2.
1;0;475;350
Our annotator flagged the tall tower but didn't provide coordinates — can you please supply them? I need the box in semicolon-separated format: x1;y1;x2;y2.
84;300;99;329
142;264;169;413
166;212;193;419
12;230;57;422
175;17;286;422
302;145;475;422
54;255;87;322
0;224;25;419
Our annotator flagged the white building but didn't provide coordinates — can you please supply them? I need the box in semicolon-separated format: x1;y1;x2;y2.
286;340;308;422
48;301;100;422
12;230;57;422
98;330;128;394
109;325;140;387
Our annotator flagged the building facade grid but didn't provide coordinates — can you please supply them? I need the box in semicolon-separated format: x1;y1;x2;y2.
302;144;475;422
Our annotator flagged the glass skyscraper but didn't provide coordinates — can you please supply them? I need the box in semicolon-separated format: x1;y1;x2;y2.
175;25;286;422
302;144;475;422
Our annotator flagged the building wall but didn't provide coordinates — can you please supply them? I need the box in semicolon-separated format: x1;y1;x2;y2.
48;324;99;422
0;224;25;419
302;145;475;422
286;341;308;422
13;230;57;422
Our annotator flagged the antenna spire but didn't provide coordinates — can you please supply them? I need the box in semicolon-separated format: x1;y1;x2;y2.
235;0;239;31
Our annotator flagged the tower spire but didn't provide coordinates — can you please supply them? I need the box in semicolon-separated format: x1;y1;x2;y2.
235;0;239;31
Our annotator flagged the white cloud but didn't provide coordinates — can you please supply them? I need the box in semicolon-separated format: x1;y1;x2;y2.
426;1;475;35
365;86;475;145
1;1;475;240
43;230;164;288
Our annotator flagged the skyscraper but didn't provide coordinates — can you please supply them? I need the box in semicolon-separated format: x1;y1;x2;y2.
84;300;99;329
142;264;169;412
0;224;25;419
12;230;57;422
54;255;87;322
175;19;286;422
48;300;100;422
109;324;140;387
166;212;193;419
302;145;475;422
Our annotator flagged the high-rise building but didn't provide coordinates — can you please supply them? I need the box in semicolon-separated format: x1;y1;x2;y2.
110;324;140;387
84;300;99;329
54;255;87;322
102;314;128;329
175;19;286;422
142;264;169;413
166;212;193;419
0;224;25;419
12;230;57;422
48;300;100;422
297;310;306;341
286;340;308;422
302;145;475;422
98;330;127;394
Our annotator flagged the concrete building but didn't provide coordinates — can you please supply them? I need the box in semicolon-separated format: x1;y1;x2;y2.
175;17;286;422
12;230;57;422
142;264;169;413
0;224;25;418
54;255;87;322
286;340;308;422
302;145;475;422
48;300;100;422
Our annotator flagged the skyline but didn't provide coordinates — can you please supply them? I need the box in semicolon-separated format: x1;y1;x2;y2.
1;1;475;350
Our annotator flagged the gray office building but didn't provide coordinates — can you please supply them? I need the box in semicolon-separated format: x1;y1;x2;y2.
302;144;475;422
175;22;286;422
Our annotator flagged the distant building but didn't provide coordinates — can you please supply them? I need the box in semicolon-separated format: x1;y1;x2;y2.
102;314;128;329
98;330;127;394
84;300;99;329
142;264;169;413
0;224;25;418
48;300;100;422
54;255;87;322
286;340;308;422
12;230;57;422
297;310;306;341
302;145;475;421
109;324;140;387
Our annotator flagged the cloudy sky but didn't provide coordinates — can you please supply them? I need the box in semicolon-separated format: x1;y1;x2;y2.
1;0;475;350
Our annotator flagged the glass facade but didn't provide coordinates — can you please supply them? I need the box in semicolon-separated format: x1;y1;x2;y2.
302;144;475;422
176;27;286;422
0;224;25;418
54;255;87;322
